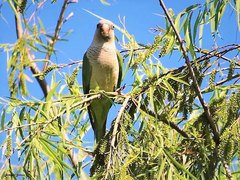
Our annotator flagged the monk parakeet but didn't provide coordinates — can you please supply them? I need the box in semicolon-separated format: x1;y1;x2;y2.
82;19;122;143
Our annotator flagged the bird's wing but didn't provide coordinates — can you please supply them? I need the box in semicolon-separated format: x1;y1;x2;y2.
82;52;96;131
82;52;92;94
116;51;123;89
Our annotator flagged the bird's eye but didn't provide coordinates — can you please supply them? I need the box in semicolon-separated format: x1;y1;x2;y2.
111;25;114;30
97;23;101;29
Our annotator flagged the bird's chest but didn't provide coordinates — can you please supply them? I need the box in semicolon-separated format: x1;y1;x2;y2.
87;47;119;91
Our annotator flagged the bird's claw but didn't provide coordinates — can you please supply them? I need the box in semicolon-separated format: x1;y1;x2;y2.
115;84;126;95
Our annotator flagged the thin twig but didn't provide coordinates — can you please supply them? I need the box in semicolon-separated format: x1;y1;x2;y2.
202;74;240;93
204;68;240;76
43;0;69;71
0;121;45;134
195;44;240;65
138;100;190;139
53;60;82;69
159;0;220;144
28;51;49;97
173;44;240;74
195;46;240;66
105;95;131;179
222;160;233;180
25;0;48;25
110;95;131;147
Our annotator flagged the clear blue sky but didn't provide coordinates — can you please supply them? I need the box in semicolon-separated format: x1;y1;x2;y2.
0;0;239;175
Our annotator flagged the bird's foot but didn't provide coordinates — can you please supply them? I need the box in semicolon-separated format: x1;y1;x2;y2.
115;84;126;95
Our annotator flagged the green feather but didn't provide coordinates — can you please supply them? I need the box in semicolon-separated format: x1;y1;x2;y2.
117;51;123;89
82;53;92;94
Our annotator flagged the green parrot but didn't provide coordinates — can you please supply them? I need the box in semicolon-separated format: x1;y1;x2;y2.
82;19;122;143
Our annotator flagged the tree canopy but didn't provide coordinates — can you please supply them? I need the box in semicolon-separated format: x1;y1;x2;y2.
0;0;240;179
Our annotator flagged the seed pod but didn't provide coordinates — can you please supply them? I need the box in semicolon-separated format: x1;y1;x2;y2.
5;135;12;159
209;69;217;89
227;59;235;79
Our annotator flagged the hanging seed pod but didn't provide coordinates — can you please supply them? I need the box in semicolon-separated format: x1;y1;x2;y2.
69;66;80;88
5;135;12;159
227;59;235;79
209;69;217;89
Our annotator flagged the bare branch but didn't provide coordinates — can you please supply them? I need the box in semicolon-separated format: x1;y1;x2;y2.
43;0;69;71
28;52;49;97
195;44;240;66
195;45;240;66
105;95;131;179
110;95;131;147
202;74;240;93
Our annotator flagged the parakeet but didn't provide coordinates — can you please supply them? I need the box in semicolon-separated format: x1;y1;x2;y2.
82;19;122;143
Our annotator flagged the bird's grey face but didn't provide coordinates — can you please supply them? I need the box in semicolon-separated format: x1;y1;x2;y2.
97;20;115;41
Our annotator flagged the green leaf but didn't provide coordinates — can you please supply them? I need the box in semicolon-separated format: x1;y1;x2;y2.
18;107;25;139
45;81;60;102
39;137;68;155
199;17;204;48
39;137;75;174
193;11;202;43
183;4;201;13
100;0;110;5
1;109;6;130
175;13;182;32
164;148;197;180
169;75;189;86
37;17;46;33
209;0;217;34
236;0;240;30
149;86;155;111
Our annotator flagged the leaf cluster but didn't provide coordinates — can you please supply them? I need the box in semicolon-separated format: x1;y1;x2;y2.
0;0;240;179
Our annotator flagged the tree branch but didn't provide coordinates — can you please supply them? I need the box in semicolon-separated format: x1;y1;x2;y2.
195;44;240;70
202;74;240;93
139;102;190;139
110;95;131;148
43;0;69;71
12;0;49;97
159;0;220;144
105;95;131;179
195;45;240;67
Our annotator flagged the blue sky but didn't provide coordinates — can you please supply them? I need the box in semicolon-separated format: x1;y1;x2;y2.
0;0;239;176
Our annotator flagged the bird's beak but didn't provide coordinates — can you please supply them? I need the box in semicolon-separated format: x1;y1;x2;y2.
99;23;111;39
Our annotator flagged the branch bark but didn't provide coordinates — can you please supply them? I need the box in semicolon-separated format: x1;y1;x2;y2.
13;0;49;97
159;0;220;144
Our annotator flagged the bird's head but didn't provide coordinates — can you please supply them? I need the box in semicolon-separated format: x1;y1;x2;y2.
95;19;115;42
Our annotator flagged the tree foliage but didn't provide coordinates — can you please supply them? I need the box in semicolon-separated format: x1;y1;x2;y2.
0;0;240;179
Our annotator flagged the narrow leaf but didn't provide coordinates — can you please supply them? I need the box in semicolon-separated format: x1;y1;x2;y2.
1;109;6;130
